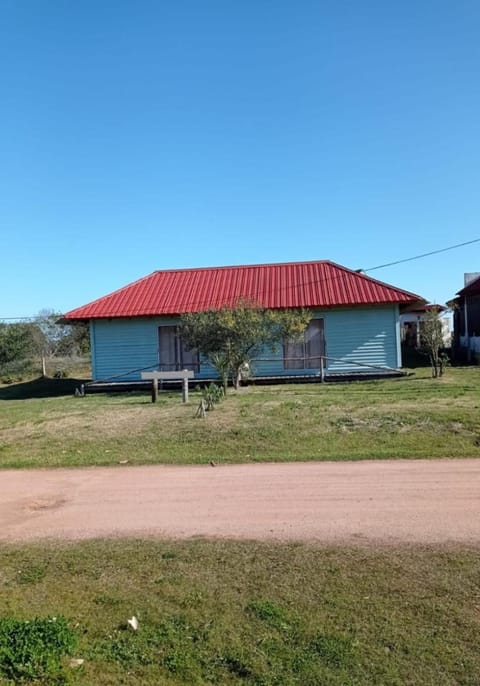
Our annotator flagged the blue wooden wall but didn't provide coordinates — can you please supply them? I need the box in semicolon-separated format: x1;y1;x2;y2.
89;305;401;381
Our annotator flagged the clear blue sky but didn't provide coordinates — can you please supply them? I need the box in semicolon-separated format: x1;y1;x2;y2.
1;0;479;318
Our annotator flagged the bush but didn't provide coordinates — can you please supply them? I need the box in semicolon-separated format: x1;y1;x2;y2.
0;358;38;384
0;375;16;384
0;616;77;683
53;369;68;379
201;383;224;409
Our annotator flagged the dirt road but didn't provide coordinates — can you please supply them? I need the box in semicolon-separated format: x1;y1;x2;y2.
0;459;479;544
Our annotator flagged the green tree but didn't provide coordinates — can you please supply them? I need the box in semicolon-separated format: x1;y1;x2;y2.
57;321;90;355
419;308;446;378
181;300;311;393
0;322;42;368
36;309;90;357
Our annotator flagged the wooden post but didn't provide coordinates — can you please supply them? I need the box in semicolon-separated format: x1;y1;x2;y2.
141;370;194;403
182;373;189;403
151;377;158;403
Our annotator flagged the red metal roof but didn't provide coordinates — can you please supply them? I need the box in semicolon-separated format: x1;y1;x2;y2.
63;260;425;320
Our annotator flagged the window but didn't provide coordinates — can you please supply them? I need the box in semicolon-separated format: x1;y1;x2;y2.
158;326;199;373
283;319;325;370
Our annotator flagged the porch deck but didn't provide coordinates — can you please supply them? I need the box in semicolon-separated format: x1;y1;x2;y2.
82;369;407;394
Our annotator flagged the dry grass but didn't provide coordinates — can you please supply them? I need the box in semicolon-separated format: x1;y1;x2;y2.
1;367;480;467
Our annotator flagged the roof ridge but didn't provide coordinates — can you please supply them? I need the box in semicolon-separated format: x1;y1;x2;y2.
153;259;331;274
325;260;425;299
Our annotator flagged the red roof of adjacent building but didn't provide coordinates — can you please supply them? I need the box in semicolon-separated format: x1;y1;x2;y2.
63;260;425;320
408;304;446;313
457;275;480;297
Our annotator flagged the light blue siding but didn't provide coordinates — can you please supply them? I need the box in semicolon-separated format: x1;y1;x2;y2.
90;317;224;381
395;304;402;367
322;306;398;372
90;306;401;381
250;306;399;376
250;344;286;377
91;318;161;381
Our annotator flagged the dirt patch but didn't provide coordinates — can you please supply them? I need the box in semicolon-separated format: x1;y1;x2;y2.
26;496;68;512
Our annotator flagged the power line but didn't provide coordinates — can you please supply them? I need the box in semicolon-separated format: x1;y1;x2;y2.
83;236;479;312
0;315;84;323
364;238;480;272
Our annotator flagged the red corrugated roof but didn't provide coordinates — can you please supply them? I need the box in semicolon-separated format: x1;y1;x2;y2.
63;260;425;320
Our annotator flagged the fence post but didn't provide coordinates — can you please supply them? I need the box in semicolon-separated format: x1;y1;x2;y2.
320;357;325;383
151;378;158;403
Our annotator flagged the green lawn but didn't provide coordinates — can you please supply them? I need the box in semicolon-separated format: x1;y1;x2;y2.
0;539;479;685
1;367;480;468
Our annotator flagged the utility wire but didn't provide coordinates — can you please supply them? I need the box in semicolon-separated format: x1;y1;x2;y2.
364;238;480;272
0;316;48;321
2;236;479;320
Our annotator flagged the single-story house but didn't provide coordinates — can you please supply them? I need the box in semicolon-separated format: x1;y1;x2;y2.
63;260;425;382
450;272;480;359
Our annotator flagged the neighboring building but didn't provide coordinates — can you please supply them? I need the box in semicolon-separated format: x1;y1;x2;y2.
400;305;450;348
451;273;480;358
63;260;425;382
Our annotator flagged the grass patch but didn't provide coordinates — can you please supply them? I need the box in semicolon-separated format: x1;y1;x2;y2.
1;367;480;467
0;539;479;684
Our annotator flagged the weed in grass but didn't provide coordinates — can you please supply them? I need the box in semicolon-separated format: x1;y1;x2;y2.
218;653;253;678
93;594;123;609
247;599;291;629
93;627;155;667
16;565;47;585
0;616;77;684
308;632;355;669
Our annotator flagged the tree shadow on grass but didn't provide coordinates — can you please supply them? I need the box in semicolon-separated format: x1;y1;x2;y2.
0;377;90;400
